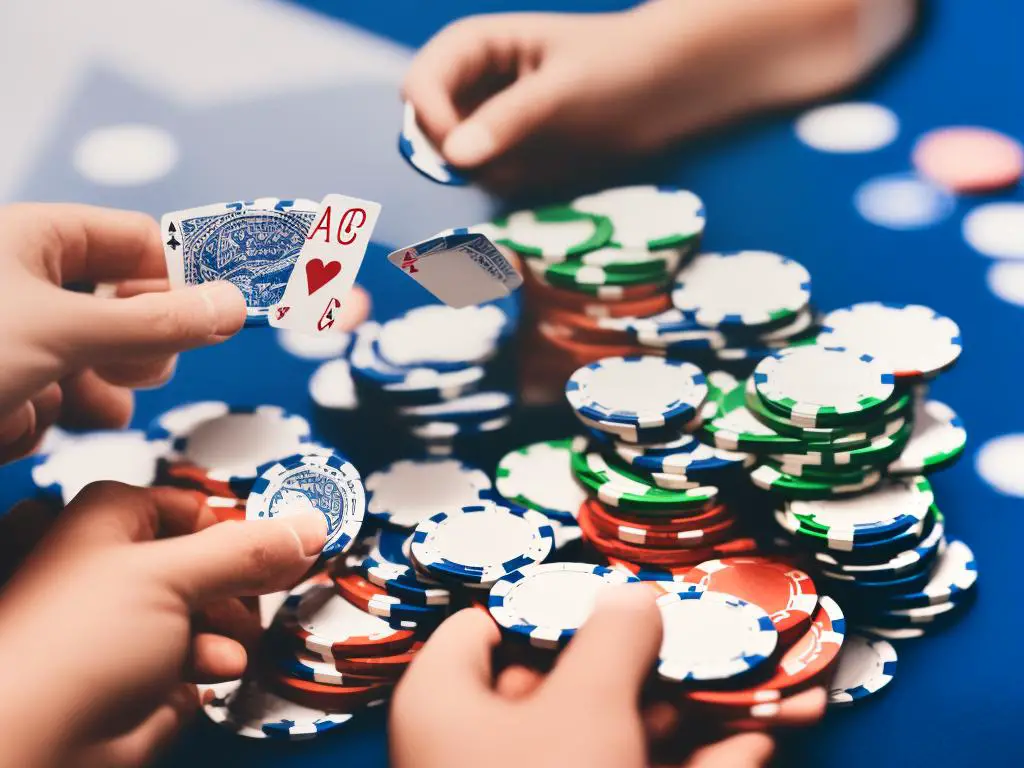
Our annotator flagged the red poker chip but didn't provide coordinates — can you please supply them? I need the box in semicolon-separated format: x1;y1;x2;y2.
537;321;658;366
266;672;393;713
680;556;818;642
686;596;845;708
332;641;423;678
160;459;238;498
331;569;387;613
585;499;738;549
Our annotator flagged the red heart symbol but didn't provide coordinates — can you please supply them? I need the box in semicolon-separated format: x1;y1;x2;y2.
305;259;341;295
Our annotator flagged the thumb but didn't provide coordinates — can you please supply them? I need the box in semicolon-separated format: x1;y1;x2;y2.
442;73;565;168
543;584;662;703
55;281;246;363
152;510;326;606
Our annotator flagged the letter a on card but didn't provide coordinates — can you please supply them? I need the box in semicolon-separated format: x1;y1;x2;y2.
270;194;382;334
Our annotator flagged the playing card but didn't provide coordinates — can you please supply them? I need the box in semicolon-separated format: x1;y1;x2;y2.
269;194;382;334
387;225;522;308
161;198;319;326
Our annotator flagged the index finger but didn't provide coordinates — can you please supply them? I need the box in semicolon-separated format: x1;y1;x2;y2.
0;203;165;285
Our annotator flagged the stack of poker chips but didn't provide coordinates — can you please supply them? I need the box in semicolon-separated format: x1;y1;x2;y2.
343;299;519;468
559;356;759;574
495;186;705;405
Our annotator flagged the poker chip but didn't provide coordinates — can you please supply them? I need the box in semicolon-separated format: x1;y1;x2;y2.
565;356;707;429
487;562;639;649
671;251;811;329
686;596;846;707
828;633;897;706
278;573;418;659
496;439;589;524
247;452;365;559
751;463;883;500
656;590;778;683
331;642;422;678
614;437;747;478
348;542;451;607
309;359;359;412
376;304;510;371
813;511;945;578
363;458;491;529
605;558;693;582
819;302;962;380
410;502;555;586
267;673;392;713
569;186;706;252
274;648;383;687
331;570;446;629
494;206;612;259
681;557;818;642
881;539;978;609
572;450;719;513
397;391;514;424
277;327;353;361
398;101;466;186
199;678;356;740
753;346;896;428
150;401;313;495
888;399;967;475
585;498;737;548
31;429;165;504
912;126;1024;193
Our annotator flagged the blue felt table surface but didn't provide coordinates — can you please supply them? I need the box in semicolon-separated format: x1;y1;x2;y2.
2;1;1022;765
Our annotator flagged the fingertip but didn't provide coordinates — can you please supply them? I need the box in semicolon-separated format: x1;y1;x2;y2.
269;507;328;559
193;281;246;337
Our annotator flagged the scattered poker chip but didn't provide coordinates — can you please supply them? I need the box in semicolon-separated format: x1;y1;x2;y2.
487;562;638;649
247;451;365;559
573;450;719;512
656;589;778;683
888;399;967;475
784;476;934;543
496;439;589;524
819;303;962;380
149;401;313;494
397;391;514;424
565;356;707;429
199;678;355;740
828;633;897;706
398;101;467;186
686;596;846;707
410;502;555;586
681;557;818;642
569;186;706;251
753;346;896;428
671;251;811;329
912;126;1024;193
363;458;492;529
493;206;612;259
31;429;166;504
278;573;418;659
375;304;510;371
881;539;977;609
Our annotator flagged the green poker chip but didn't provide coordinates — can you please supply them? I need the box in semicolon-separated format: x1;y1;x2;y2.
493;206;612;259
888;399;967;476
761;459;877;484
495;438;588;525
569;186;706;252
750;463;883;500
570;447;718;513
766;421;913;470
525;256;672;291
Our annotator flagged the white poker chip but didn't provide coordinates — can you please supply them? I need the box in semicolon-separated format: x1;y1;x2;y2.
277;327;352;360
671;251;811;329
397;391;514;423
888;399;967;475
828;634;898;707
199;678;356;740
149;401;313;483
656;590;778;682
570;186;706;251
399;101;466;186
819;302;962;379
309;359;359;411
565;356;708;429
247;452;365;559
376;304;510;370
408;415;511;442
753;346;896;427
364;458;492;529
487;563;638;649
496;439;589;524
31;430;166;504
494;207;612;259
785;476;934;544
884;539;978;609
410;502;555;586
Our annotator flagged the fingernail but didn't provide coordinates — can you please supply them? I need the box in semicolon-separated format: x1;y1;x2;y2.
195;281;246;335
279;508;328;557
443;123;496;167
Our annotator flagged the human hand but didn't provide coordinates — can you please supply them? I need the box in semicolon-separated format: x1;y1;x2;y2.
404;0;916;195
0;482;326;768
0;203;246;463
391;586;790;768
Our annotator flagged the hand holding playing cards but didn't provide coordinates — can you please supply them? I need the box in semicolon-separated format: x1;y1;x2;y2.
0;203;246;464
404;0;915;193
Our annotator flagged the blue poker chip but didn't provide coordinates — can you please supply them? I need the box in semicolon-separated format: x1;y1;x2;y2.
397;391;515;425
614;438;747;478
656;589;778;682
828;633;898;707
364;458;492;529
410;502;555;585
347;530;451;606
813;511;946;580
566;356;708;430
247;451;365;559
487;563;639;649
398;101;468;186
274;648;360;687
878;539;978;610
